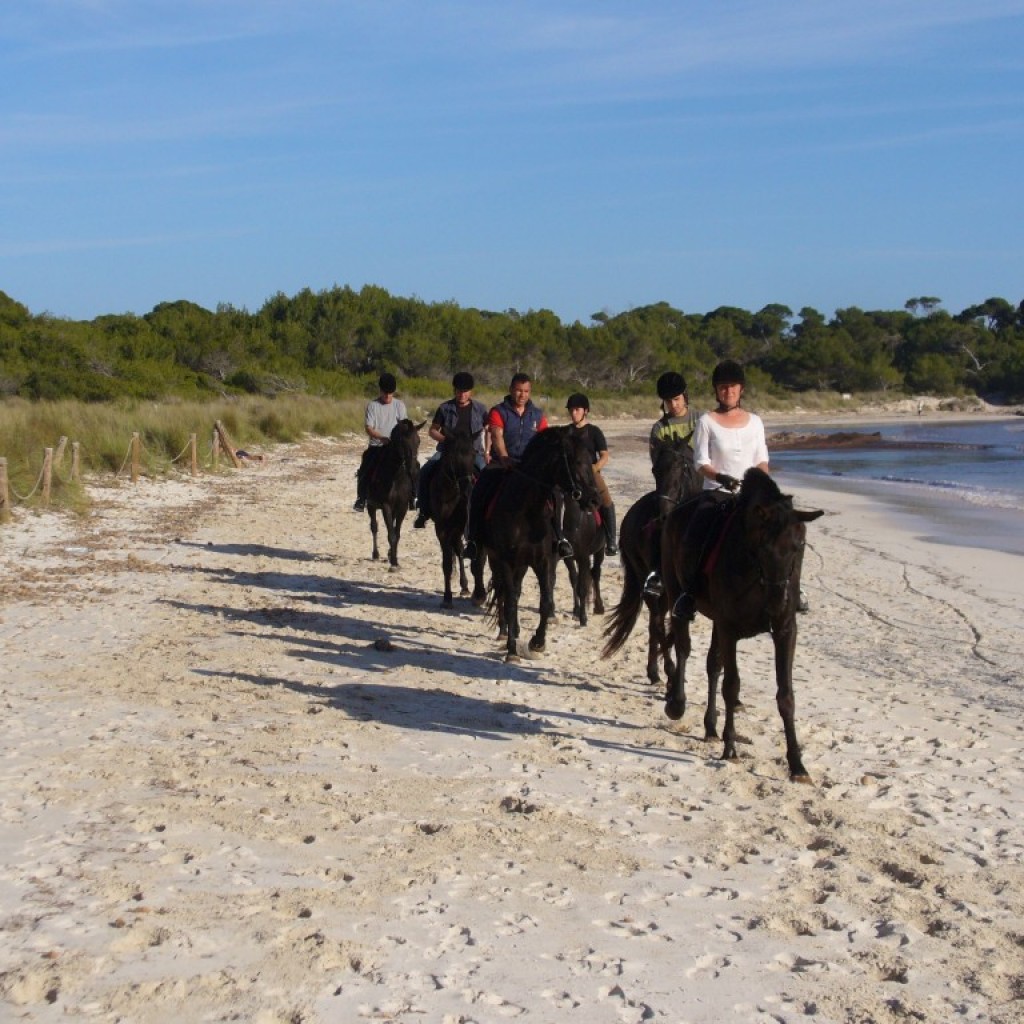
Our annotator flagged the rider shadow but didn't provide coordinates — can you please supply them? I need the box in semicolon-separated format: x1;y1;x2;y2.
168;561;431;613
192;668;545;741
174;540;326;562
160;596;444;653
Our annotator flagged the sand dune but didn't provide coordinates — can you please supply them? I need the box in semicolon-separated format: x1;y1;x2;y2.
1;422;1022;1023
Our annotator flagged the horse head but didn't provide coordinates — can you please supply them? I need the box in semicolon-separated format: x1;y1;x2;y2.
390;419;426;469
440;429;479;494
651;434;700;504
738;468;824;616
521;427;600;509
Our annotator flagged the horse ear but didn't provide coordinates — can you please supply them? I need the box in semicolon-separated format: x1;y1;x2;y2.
415;420;427;431
796;509;825;522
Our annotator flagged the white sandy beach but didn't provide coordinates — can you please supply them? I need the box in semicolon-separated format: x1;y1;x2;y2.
1;419;1022;1024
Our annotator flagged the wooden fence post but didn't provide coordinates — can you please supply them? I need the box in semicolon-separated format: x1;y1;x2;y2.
0;457;10;523
42;448;53;506
55;436;68;466
212;428;220;469
71;442;81;482
214;421;243;468
131;433;140;483
189;433;198;477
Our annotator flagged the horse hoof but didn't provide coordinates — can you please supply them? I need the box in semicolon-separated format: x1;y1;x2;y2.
664;700;685;721
459;588;470;598
389;564;400;573
528;639;546;654
791;772;813;785
505;652;521;664
440;598;453;609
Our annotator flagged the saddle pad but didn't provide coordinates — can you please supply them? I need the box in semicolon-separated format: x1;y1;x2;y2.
703;508;738;578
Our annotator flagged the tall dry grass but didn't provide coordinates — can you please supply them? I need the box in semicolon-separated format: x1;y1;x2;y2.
0;395;372;514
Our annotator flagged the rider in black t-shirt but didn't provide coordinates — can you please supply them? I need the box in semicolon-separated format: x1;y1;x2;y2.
566;393;617;556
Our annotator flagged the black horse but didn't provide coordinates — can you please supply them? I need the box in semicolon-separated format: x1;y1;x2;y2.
364;418;424;570
482;427;600;662
559;498;605;626
429;430;486;608
661;468;823;781
602;435;702;682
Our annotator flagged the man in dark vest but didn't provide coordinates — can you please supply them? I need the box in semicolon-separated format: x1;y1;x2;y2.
413;371;489;528
465;373;573;559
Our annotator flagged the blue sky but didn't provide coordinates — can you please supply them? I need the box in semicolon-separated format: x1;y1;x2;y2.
2;0;1022;325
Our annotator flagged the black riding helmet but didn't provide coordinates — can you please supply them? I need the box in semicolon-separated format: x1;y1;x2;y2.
711;360;746;388
656;372;687;400
566;393;590;411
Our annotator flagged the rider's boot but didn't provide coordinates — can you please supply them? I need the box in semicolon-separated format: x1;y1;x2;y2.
602;505;618;556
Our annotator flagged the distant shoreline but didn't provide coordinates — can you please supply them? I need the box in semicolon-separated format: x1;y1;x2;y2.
767;430;993;452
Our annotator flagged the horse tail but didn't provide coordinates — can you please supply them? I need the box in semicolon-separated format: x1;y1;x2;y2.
483;566;501;621
601;559;644;658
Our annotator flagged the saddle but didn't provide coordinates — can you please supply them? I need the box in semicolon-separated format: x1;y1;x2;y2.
692;493;738;579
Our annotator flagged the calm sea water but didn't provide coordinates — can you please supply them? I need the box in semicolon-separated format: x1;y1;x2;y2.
770;417;1024;555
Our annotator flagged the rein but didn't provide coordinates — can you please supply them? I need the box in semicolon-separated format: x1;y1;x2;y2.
509;449;582;501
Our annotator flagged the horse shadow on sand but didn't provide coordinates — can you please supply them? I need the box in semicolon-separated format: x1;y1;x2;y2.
174;540;327;562
165;544;696;761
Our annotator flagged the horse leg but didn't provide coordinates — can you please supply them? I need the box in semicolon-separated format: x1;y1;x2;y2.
505;567;526;661
456;540;470;598
440;539;454;608
643;594;663;684
574;557;589;627
703;623;722;740
470;550;487;606
386;509;402;571
528;559;555;654
664;612;692;721
369;508;380;561
592;550;604;616
773;621;810;782
564;557;580;620
719;636;742;761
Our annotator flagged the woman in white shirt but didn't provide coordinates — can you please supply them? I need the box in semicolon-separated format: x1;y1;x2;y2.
692;361;769;489
673;360;769;620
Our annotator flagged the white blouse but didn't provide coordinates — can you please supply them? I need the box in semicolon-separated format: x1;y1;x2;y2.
693;413;769;489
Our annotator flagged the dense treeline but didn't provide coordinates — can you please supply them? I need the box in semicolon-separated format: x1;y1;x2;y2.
1;286;1022;403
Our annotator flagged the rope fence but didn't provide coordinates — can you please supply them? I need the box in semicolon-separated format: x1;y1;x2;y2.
0;420;253;525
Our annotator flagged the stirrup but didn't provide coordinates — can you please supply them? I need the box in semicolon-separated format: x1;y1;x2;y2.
556;539;574;558
672;593;697;622
605;540;618;556
642;572;663;598
352;498;366;512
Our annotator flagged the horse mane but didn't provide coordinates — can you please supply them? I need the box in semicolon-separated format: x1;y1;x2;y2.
738;467;786;506
520;425;571;469
391;418;417;442
652;434;694;474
